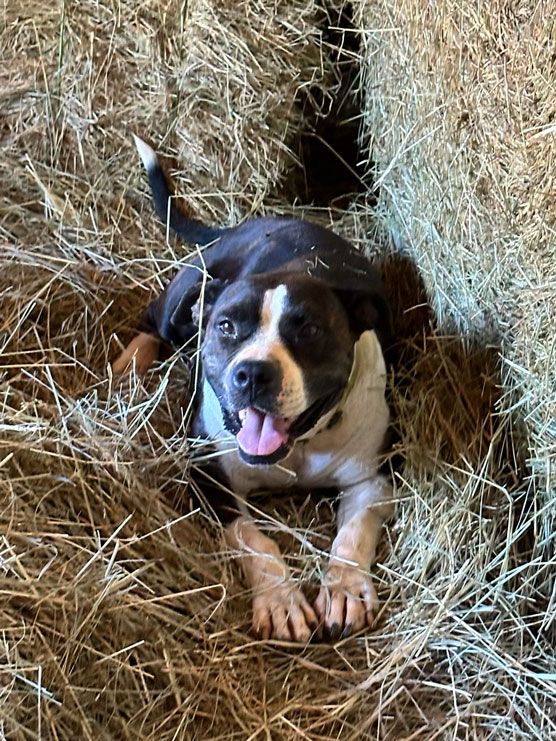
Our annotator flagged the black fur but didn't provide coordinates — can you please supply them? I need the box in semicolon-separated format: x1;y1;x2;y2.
144;154;224;246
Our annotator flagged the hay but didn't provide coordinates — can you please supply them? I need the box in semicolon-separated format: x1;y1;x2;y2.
2;0;556;738
354;0;556;529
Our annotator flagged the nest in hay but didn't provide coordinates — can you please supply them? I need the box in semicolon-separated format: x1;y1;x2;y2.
2;0;555;739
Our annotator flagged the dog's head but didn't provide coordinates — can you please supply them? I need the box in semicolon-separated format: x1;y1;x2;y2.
189;270;389;465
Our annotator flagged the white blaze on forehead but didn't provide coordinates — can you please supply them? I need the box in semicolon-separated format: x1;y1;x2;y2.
260;284;288;339
230;284;307;417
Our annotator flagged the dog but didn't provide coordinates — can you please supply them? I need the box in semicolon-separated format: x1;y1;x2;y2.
113;135;393;642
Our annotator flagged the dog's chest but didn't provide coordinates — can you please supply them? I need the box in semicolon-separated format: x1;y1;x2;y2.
195;330;389;494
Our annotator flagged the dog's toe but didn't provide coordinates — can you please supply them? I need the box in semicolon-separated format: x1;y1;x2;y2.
252;583;316;643
315;563;378;640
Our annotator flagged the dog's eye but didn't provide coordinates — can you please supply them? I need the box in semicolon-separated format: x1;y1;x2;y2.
299;323;321;340
218;319;236;337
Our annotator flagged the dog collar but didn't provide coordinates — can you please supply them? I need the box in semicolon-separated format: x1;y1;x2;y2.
336;334;364;408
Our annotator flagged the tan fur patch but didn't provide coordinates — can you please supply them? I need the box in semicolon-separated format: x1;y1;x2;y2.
112;332;160;375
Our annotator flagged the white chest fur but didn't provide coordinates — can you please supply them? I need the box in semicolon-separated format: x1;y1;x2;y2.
195;330;389;494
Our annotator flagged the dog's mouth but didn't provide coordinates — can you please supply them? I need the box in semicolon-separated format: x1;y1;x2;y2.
237;408;292;459
232;388;344;466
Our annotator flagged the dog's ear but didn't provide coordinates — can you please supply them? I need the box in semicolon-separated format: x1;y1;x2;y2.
309;260;391;340
190;278;227;327
306;252;390;339
335;287;391;339
170;278;226;332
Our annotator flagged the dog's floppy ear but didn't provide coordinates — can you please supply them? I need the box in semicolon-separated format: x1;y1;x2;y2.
170;278;226;332
309;259;391;340
141;272;227;346
335;287;391;339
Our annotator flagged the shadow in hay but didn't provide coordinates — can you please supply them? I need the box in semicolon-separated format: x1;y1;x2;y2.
380;250;525;503
377;251;537;627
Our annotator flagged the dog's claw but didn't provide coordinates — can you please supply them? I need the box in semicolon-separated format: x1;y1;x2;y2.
314;563;378;640
340;623;353;640
329;622;341;640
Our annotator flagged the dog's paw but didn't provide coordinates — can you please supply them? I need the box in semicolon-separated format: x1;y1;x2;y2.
314;562;378;640
252;582;319;643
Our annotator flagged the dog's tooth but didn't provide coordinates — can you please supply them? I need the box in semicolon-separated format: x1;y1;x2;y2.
132;134;158;172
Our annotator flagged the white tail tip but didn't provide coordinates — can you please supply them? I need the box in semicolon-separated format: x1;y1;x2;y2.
132;134;158;172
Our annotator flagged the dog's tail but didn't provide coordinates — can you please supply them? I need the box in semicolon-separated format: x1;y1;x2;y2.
133;135;224;245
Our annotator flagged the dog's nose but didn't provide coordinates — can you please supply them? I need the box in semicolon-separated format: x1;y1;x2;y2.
232;360;280;399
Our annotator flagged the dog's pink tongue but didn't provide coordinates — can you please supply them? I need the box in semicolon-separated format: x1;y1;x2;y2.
237;407;290;457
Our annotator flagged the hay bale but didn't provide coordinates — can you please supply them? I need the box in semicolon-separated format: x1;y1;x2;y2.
2;0;333;234
341;1;556;734
0;1;349;737
354;2;555;533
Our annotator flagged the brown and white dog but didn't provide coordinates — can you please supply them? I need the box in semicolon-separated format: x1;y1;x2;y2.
114;136;393;642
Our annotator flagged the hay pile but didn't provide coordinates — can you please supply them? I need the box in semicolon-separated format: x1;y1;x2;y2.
2;0;556;738
354;0;556;525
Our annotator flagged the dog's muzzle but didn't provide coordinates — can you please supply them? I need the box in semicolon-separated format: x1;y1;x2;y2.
222;387;345;466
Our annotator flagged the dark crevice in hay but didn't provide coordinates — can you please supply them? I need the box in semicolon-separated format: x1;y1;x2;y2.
280;3;373;210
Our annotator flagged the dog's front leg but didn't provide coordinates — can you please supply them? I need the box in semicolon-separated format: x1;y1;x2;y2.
225;515;318;642
315;475;393;639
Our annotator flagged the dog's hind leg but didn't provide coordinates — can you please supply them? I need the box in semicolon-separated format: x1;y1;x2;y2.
112;332;160;375
225;515;318;643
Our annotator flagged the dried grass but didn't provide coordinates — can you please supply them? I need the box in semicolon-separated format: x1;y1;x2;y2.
354;0;555;532
1;0;555;738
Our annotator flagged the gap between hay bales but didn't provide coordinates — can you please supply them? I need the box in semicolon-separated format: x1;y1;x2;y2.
2;0;555;739
280;2;371;211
